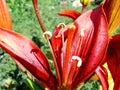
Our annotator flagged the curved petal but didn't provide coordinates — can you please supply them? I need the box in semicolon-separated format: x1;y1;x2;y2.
103;0;120;36
0;0;12;30
106;34;120;90
0;28;57;89
72;5;108;88
58;10;81;20
96;66;108;90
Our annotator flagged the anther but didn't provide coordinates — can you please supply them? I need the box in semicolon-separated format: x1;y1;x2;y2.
71;56;82;67
80;28;85;37
55;23;67;38
43;31;52;39
57;23;66;29
67;24;76;30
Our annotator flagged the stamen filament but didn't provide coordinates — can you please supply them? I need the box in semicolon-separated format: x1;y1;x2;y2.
74;28;85;56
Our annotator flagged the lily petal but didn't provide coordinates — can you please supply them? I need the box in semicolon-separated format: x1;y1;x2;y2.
0;0;12;30
103;0;120;36
96;66;108;90
58;10;81;20
72;5;108;88
106;34;120;90
0;28;57;89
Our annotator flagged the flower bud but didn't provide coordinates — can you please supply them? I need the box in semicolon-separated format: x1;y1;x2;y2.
80;0;91;6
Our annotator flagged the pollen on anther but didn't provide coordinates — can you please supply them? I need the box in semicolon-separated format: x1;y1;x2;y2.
71;56;82;67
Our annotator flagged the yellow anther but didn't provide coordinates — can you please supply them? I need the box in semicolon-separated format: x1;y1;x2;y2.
71;56;82;67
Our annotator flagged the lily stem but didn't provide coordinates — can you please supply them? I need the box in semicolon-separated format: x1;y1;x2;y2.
32;0;46;33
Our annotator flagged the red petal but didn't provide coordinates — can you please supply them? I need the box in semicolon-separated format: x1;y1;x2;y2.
96;66;109;90
72;5;108;88
106;34;120;90
0;28;57;89
58;10;81;20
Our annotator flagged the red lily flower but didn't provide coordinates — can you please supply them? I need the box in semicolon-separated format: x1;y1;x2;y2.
52;4;108;89
0;0;111;90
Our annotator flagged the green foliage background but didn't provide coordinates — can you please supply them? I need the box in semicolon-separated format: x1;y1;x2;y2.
0;0;110;89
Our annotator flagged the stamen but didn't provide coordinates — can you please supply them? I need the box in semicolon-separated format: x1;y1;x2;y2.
71;56;82;67
74;28;85;55
80;28;85;37
67;24;76;30
57;23;66;29
55;23;67;38
43;31;52;39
